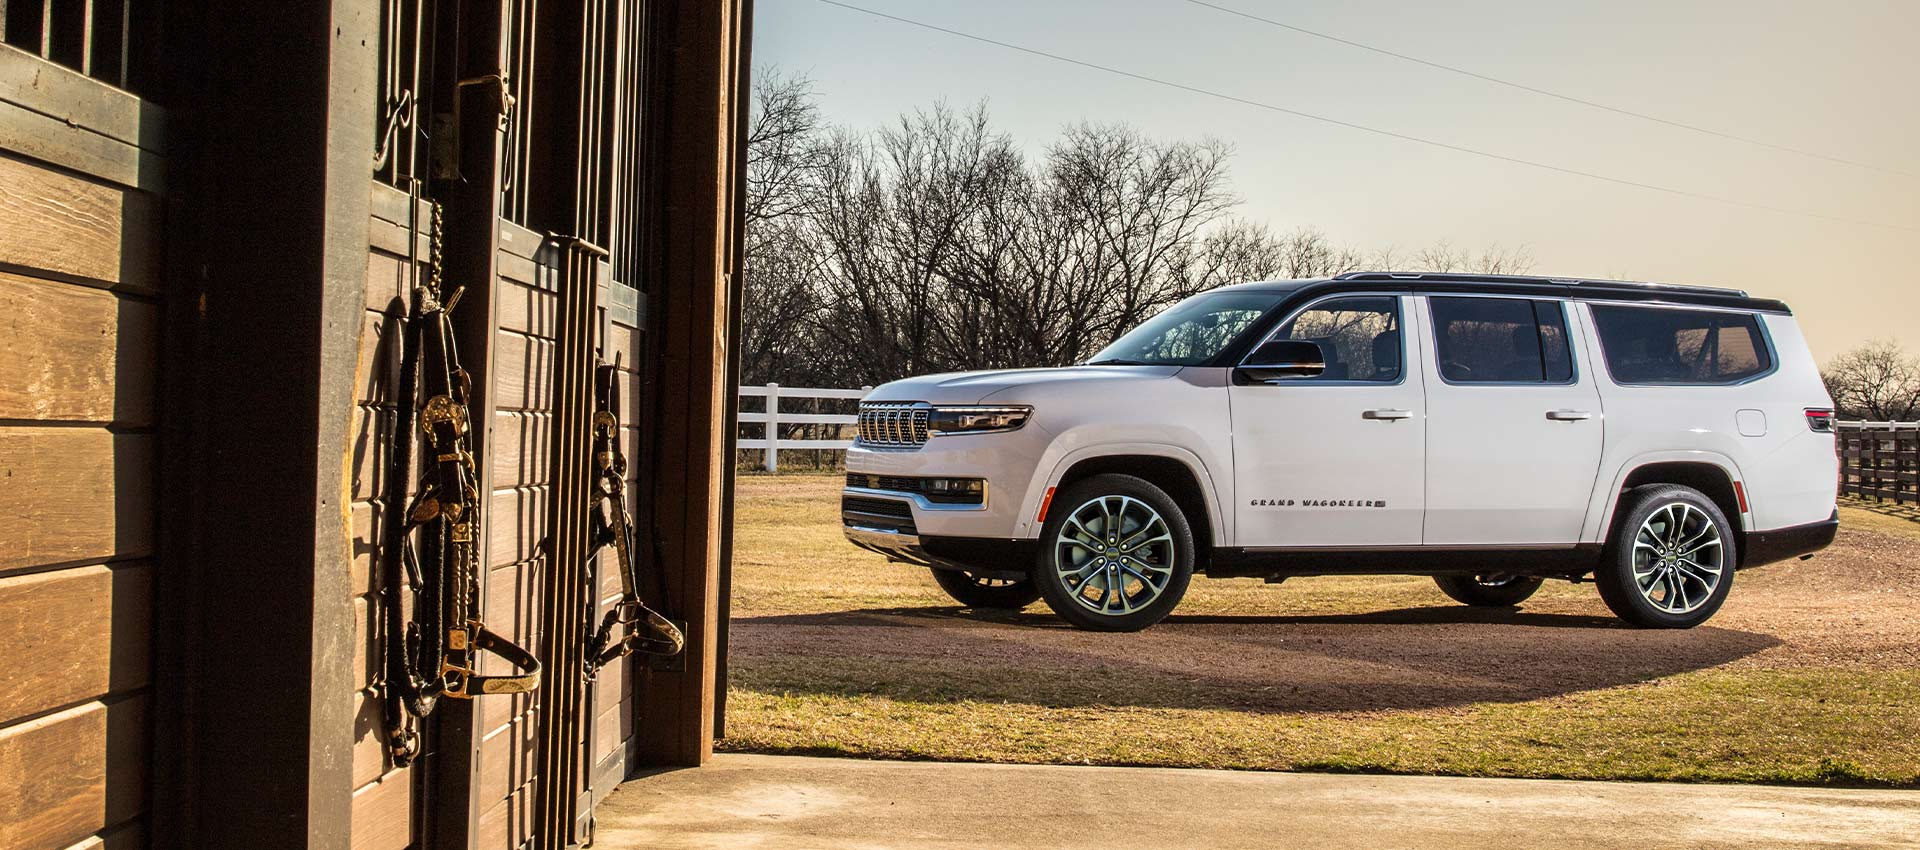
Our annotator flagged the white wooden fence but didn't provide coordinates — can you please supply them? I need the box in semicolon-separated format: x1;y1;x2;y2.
737;383;871;472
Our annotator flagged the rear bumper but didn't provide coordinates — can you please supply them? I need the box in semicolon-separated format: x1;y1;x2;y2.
1740;511;1839;569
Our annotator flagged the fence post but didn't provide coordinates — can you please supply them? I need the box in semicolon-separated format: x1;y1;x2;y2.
764;383;780;473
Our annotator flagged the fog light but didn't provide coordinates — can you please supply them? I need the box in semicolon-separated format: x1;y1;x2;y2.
920;477;986;504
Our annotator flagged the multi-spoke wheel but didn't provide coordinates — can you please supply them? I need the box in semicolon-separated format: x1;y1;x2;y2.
1033;473;1193;632
1433;573;1544;607
929;568;1041;610
1596;485;1735;628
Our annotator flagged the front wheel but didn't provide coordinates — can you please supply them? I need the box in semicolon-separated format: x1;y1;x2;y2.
929;568;1041;610
1033;474;1194;632
1595;485;1735;628
1433;573;1543;607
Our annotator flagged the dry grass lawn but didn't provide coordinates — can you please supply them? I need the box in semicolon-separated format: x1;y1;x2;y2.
721;473;1920;786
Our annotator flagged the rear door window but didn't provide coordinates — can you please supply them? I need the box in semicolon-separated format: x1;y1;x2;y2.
1429;296;1575;384
1589;304;1772;385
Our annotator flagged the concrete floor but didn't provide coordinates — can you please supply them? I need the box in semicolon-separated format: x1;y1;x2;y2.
592;754;1920;850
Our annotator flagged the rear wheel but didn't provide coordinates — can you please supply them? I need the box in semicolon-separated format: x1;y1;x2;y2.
929;569;1041;610
1433;573;1543;607
1033;474;1194;632
1595;485;1734;628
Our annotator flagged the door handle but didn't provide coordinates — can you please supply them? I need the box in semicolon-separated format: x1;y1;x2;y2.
1546;410;1594;421
1363;409;1414;421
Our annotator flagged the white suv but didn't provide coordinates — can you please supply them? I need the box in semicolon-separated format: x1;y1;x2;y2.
842;273;1839;632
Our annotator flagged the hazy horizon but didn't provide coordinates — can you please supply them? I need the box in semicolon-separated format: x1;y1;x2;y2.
754;0;1919;362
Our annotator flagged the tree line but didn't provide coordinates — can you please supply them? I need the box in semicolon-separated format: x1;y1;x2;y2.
744;70;1917;422
742;71;1531;389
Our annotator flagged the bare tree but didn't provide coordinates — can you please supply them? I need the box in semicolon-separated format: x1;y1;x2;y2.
1412;241;1534;275
1823;340;1920;421
740;76;1555;389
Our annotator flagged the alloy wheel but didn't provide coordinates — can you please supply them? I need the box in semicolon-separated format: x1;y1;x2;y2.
1631;502;1725;615
1051;495;1176;616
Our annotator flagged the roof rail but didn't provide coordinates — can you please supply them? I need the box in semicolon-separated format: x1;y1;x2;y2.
1333;271;1749;298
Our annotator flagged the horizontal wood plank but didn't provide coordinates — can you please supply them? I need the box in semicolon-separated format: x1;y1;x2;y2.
488;486;548;569
492;330;554;412
349;689;394;789
0;152;159;289
0;428;152;572
0;272;156;425
354;312;402;407
476;710;538;808
0;563;151;726
349;767;413;850
475;782;535;850
496;279;556;339
0;697;146;850
491;411;551;489
0;46;166;152
364;250;417;317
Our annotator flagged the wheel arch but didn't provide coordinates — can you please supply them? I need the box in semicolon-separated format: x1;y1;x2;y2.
1599;456;1750;565
1047;451;1220;571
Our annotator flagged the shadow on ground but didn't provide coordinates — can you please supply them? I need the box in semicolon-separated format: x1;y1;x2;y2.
729;605;1781;714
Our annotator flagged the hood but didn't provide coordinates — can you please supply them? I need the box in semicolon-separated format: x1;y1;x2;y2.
865;365;1184;405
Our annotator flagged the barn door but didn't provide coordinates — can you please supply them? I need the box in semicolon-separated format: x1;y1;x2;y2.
355;0;662;847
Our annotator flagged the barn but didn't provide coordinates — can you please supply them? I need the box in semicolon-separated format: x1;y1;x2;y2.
0;1;749;847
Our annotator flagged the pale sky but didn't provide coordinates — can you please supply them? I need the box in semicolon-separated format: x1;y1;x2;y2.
753;0;1919;361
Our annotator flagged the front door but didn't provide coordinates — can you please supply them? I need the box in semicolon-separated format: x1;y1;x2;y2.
1230;295;1427;547
1418;295;1605;545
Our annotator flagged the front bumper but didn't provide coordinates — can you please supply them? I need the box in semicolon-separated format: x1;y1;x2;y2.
842;486;1036;577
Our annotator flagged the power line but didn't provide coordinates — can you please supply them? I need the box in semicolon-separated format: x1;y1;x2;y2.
811;0;1919;234
1183;0;1919;181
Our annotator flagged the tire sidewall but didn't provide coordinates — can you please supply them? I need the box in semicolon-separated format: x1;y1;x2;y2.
1597;485;1736;628
1032;473;1195;632
929;567;1041;610
1434;573;1544;607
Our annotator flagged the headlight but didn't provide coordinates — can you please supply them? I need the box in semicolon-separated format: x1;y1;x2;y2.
927;405;1032;436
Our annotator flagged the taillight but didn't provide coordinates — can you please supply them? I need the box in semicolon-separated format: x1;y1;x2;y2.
1805;408;1835;433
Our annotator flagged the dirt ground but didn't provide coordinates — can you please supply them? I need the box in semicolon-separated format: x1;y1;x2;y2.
720;474;1920;784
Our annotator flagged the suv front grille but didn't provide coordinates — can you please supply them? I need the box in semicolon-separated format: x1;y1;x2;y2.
857;402;929;448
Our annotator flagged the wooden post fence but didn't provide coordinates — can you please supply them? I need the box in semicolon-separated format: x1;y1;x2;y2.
1837;421;1920;505
737;384;872;472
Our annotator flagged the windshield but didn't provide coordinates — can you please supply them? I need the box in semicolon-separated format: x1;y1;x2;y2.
1087;290;1287;366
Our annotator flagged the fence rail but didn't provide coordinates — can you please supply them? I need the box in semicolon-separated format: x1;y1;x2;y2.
1837;421;1920;505
737;384;870;472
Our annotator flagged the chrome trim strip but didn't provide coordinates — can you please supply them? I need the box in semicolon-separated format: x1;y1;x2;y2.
844;524;923;548
844;485;988;512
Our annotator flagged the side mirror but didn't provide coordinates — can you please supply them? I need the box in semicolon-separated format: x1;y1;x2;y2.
1237;339;1326;382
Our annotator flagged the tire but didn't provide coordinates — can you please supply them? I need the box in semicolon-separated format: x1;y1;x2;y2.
929;568;1041;610
1033;473;1195;632
1595;484;1736;628
1433;573;1543;607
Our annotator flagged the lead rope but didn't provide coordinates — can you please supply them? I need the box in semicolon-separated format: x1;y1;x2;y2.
381;199;543;766
583;360;684;680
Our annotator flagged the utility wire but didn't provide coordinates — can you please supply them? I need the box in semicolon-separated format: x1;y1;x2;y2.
1183;0;1919;181
813;0;1918;234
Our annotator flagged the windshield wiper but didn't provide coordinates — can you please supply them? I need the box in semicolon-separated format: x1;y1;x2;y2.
1084;358;1153;366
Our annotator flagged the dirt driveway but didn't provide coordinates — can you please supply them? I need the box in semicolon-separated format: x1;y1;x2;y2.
721;475;1920;784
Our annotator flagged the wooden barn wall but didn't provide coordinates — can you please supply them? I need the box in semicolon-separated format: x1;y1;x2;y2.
0;46;163;850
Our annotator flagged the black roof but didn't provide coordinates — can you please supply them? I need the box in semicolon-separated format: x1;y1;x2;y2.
1222;271;1790;314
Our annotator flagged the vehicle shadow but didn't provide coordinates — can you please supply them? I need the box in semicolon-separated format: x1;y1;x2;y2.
727;605;1782;714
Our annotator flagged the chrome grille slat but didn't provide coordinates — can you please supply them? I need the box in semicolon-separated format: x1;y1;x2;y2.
857;402;930;449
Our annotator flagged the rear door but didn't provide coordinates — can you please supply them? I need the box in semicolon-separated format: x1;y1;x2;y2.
1229;294;1426;547
1418;295;1605;545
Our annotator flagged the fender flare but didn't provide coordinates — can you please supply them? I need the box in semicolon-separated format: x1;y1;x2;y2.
1587;449;1751;542
1019;442;1228;543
